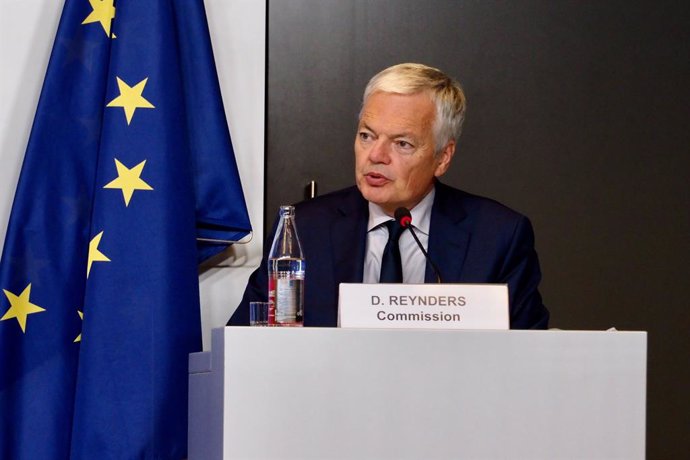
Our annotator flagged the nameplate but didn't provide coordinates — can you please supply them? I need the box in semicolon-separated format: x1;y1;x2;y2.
338;283;509;330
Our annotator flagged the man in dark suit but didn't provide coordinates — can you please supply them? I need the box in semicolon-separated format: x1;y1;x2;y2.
229;63;549;329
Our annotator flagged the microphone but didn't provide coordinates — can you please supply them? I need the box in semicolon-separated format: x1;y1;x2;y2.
394;207;443;283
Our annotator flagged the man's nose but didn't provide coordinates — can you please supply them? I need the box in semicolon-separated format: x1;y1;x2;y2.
368;140;391;164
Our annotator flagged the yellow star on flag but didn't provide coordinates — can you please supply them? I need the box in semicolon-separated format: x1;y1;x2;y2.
82;0;116;37
74;310;84;343
1;284;45;333
87;231;111;278
106;77;155;125
104;158;154;206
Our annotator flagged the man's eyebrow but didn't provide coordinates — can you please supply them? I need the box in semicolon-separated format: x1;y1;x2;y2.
359;121;416;140
389;130;417;141
359;122;374;132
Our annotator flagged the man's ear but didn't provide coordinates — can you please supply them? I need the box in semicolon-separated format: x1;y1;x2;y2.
434;140;456;177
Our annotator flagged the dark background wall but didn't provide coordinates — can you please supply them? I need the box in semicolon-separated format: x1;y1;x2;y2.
266;1;689;457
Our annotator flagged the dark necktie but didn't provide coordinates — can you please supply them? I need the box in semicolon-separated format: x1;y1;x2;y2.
379;220;405;283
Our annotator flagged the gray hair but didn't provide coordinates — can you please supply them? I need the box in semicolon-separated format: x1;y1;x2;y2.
361;63;466;154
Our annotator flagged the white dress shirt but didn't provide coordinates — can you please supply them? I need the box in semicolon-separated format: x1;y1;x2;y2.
363;187;435;283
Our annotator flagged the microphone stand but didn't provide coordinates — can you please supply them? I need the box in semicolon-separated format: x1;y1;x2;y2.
406;225;443;284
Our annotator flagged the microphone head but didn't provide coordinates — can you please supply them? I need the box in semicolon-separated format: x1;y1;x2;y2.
394;207;412;228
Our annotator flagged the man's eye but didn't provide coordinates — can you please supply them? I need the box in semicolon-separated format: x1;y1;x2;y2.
359;132;372;141
396;140;414;149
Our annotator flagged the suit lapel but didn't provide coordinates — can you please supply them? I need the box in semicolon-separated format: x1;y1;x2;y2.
331;188;368;284
327;184;470;284
426;182;471;283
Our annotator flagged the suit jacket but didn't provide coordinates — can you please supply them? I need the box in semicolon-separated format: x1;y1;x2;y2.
229;181;549;329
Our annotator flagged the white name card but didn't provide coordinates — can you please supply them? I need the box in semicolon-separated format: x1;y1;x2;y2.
338;283;509;330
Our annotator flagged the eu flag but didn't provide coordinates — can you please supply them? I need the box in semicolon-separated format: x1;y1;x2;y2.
0;0;251;458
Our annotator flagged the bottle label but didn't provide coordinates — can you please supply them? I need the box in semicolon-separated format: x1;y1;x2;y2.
268;277;277;325
275;278;301;323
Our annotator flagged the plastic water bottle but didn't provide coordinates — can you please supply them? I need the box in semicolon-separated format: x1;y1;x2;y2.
268;205;305;326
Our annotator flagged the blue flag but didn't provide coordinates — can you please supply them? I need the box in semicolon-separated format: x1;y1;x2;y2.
0;0;251;458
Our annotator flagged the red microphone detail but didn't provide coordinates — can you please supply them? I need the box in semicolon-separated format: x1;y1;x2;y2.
394;207;413;228
393;206;443;283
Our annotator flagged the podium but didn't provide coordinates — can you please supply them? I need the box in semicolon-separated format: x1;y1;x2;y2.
189;327;646;459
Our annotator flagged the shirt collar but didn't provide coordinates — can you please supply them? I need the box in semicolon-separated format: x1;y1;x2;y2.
367;186;435;236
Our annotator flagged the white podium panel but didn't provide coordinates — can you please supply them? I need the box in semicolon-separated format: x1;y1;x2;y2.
189;327;646;460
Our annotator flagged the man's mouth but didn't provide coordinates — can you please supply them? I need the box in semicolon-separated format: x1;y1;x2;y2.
364;172;390;187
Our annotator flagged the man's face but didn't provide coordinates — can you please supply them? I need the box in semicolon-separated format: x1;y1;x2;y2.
354;91;455;215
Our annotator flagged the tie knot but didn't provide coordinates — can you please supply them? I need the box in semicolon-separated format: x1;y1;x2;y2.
385;219;405;243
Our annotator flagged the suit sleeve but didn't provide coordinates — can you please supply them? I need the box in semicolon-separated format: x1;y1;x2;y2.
499;216;550;329
227;257;268;326
227;220;277;326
